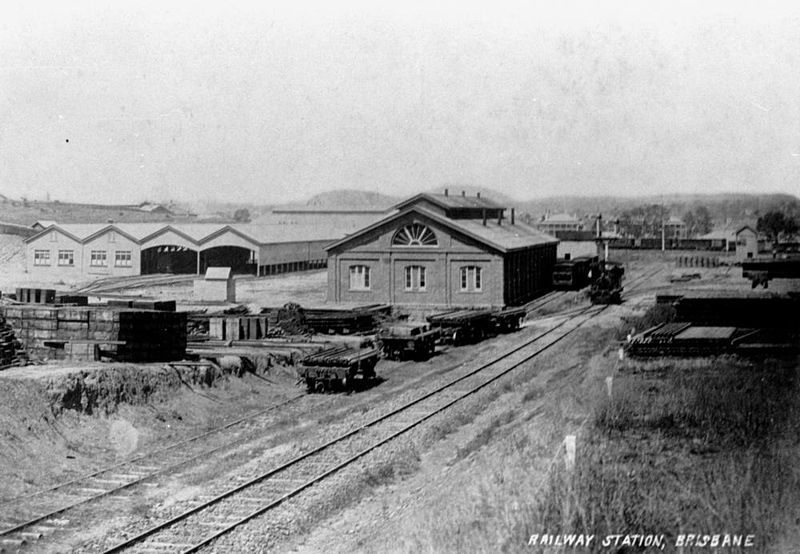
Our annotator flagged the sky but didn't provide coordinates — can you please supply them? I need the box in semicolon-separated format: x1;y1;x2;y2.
1;0;800;205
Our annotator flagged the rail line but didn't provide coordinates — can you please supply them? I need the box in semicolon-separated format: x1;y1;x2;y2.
0;393;306;551
99;304;606;553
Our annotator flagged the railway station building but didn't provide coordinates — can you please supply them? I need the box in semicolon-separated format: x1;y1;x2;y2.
325;191;558;308
24;216;382;282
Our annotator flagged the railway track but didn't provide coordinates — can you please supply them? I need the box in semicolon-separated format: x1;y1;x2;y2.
0;393;306;552
94;304;606;553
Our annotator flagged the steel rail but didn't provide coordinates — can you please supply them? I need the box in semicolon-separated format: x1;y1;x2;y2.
0;394;305;539
102;304;604;553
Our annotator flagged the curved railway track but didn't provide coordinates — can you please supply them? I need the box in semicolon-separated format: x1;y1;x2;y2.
0;394;306;552
95;304;606;554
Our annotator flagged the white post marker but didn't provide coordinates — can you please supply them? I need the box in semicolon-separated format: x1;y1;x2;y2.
564;435;576;470
605;376;613;397
618;347;625;360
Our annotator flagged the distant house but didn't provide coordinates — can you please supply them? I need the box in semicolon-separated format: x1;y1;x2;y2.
735;226;759;261
31;220;59;231
664;216;687;239
138;202;173;215
534;213;584;235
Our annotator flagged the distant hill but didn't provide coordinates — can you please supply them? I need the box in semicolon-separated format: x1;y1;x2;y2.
518;193;800;224
275;189;400;211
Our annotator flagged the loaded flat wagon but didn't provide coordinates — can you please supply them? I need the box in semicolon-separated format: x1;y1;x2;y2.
491;306;527;333
297;344;381;392
378;323;440;361
426;309;494;345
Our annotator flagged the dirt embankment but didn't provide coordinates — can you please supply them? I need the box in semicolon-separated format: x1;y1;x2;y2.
0;360;298;501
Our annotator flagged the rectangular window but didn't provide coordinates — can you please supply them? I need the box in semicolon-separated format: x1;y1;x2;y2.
90;250;107;267
34;250;50;266
348;265;371;290
58;250;74;266
459;266;483;292
115;251;132;267
404;265;426;291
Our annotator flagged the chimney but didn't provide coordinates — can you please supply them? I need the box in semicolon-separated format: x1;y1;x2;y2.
461;190;466;197
596;214;603;238
444;188;448;196
476;192;481;199
498;210;502;226
482;209;487;226
511;208;515;225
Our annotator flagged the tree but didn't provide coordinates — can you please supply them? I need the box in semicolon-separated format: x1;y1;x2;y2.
683;205;712;237
617;204;669;238
233;208;251;223
757;210;799;244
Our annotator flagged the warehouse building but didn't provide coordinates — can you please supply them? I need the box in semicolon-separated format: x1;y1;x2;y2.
24;216;382;282
325;191;558;308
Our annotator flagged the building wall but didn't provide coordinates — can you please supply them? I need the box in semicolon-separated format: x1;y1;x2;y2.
326;212;551;307
82;230;141;277
736;229;759;261
26;229;85;279
557;240;599;260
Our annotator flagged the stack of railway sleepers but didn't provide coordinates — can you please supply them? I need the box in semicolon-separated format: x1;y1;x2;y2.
205;315;269;341
0;316;23;369
0;305;186;362
673;292;800;328
427;308;494;345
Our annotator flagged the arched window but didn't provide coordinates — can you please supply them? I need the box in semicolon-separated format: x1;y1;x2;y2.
392;223;438;247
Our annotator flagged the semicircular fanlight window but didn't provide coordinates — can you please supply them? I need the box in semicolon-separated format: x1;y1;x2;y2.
392;223;438;247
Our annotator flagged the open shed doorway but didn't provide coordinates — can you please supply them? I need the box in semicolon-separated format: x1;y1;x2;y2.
141;245;198;274
199;246;257;275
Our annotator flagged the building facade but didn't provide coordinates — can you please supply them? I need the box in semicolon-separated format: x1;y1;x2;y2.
24;216;382;283
325;193;558;308
534;213;584;235
735;226;759;261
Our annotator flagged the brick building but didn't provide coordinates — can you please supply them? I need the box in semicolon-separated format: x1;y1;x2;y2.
325;192;558;308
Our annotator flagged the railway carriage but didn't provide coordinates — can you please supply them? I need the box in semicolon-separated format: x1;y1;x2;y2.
551;255;598;290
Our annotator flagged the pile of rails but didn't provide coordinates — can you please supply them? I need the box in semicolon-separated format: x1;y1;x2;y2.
303;305;391;335
298;344;381;392
629;291;799;357
1;305;186;362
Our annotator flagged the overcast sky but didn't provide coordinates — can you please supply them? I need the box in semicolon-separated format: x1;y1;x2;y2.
2;0;799;204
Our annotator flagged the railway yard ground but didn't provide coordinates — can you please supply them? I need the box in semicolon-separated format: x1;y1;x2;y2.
0;249;798;553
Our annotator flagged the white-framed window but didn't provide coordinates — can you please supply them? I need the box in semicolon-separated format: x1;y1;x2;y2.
58;250;74;266
404;265;426;291
115;251;132;267
349;265;371;290
108;231;116;243
90;250;107;267
34;249;50;266
49;231;58;242
459;266;482;292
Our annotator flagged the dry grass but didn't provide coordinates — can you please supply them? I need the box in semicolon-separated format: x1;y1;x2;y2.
403;352;800;554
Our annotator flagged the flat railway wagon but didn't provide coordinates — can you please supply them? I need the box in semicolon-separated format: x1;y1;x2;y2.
427;309;494;345
426;306;526;346
552;255;598;290
297;344;381;392
378;323;440;361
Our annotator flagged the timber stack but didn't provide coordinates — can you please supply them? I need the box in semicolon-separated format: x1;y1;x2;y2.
0;305;186;363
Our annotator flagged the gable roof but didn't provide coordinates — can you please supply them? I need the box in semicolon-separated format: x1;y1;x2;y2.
325;205;557;253
736;225;757;235
393;192;504;212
